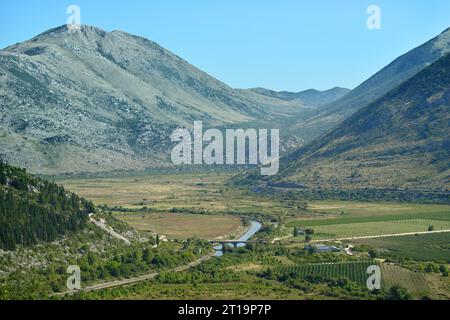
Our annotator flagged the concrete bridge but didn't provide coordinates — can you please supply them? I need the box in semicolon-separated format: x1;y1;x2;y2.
209;240;266;248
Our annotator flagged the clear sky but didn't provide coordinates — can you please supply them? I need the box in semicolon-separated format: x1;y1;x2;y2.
0;0;449;91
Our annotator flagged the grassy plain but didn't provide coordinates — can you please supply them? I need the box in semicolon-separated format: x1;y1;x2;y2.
56;172;305;216
56;172;305;240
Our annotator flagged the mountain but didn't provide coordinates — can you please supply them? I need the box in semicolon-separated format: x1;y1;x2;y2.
263;52;450;192
244;87;350;107
0;161;93;250
289;27;450;143
0;25;301;174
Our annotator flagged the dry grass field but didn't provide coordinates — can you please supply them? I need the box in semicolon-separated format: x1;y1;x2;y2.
118;212;243;240
56;172;306;216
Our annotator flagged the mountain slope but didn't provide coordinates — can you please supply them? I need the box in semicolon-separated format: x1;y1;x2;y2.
244;87;350;107
267;52;450;191
0;161;93;250
0;25;300;174
289;27;450;143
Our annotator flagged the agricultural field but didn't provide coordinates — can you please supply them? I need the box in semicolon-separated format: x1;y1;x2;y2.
286;200;450;241
294;220;450;241
305;201;450;218
275;261;430;294
56;172;306;217
276;260;376;286
57;172;306;240
288;200;450;226
381;263;430;294
353;232;450;263
117;212;243;240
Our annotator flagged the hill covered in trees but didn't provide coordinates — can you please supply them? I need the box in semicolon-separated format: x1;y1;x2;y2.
0;162;94;250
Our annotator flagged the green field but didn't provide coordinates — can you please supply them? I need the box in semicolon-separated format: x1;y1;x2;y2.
353;232;450;263
306;201;450;217
288;208;450;227
286;200;450;241
275;261;430;294
381;264;430;294
276;261;376;286
295;220;450;241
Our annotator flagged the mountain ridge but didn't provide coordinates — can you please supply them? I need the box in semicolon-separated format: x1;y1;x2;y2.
262;52;450;192
288;27;450;143
0;25;308;174
245;86;350;106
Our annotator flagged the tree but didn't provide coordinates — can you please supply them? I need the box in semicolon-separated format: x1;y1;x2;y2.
368;249;378;258
305;235;312;243
387;285;412;300
143;247;151;263
425;263;439;273
0;170;7;185
439;265;448;277
428;225;435;232
306;245;317;254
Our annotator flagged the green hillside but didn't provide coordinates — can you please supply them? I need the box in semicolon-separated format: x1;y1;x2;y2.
0;161;94;250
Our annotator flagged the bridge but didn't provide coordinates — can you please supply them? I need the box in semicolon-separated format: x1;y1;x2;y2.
209;240;266;248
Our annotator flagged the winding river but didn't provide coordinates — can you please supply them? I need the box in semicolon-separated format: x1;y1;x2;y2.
214;220;262;257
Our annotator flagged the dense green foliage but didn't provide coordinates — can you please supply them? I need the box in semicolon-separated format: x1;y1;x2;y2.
0;162;94;250
76;245;393;300
0;237;209;299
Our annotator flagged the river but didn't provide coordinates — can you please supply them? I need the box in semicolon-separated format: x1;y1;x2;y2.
213;220;262;257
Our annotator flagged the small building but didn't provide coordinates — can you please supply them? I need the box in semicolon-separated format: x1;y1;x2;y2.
315;244;340;253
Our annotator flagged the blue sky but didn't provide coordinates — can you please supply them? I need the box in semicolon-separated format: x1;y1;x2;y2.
0;1;449;91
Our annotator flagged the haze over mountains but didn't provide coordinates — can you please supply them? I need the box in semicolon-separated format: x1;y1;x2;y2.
259;52;450;191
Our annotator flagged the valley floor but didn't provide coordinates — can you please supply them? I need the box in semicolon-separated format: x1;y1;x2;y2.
2;172;448;300
51;172;450;300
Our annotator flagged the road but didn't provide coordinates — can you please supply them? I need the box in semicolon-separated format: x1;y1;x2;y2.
54;252;215;296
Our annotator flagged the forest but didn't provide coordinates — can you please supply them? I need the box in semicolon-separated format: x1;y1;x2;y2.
0;161;94;250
